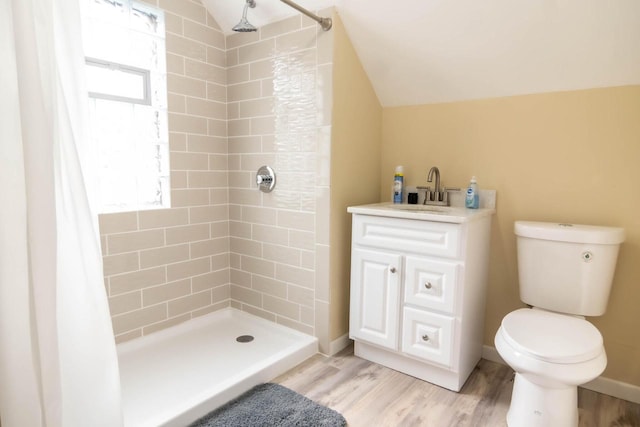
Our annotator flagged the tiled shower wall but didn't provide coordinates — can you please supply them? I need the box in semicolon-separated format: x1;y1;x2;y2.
99;0;230;343
99;1;334;348
225;13;333;346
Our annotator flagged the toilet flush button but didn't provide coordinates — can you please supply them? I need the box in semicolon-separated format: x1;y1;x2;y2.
582;251;593;262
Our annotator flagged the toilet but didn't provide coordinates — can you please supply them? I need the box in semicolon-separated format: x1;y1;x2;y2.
495;221;625;427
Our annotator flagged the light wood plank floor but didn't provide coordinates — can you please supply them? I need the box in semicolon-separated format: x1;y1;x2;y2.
274;344;640;427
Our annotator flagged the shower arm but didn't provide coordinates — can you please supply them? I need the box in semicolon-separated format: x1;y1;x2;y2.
280;0;332;31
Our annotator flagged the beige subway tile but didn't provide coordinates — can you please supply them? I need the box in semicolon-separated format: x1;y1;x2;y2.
210;220;228;238
300;250;314;269
207;119;227;137
169;132;187;151
252;277;287;299
168;93;186;113
193;300;228;318
251;116;275;135
240;153;276;171
228;171;251;188
241;255;275;277
112;303;167;335
239;98;274;118
166;257;210;281
228;136;262;153
249;59;273;80
206;13;222;31
167;73;206;98
300;304;314;327
191;237;229;258
171;171;188;189
227;102;239;120
261;79;274;97
287;284;314;307
168;290;212;317
139;244;190;269
229;221;251;239
190;205;228;224
206;82;226;102
263;295;299;320
99;212;137;235
170;152;210;170
226;64;250;84
228;153;241;170
228;81;261;102
165;223;210;245
142;278;191;306
188;171;226;188
168;113;208;134
289;230;314;251
109;291;142;316
277;316;313;335
226;48;238;67
230;268;252;288
109;266;167;295
186;97;226;119
166;33;206;62
211;253;229;271
159;0;206;24
252;224;288;246
230;284;262;307
275;264;314;289
227;119;249;138
230;238;261;258
107;230;164;255
184;20;224;49
263;244;300;266
166;53;185;74
206;46;226;67
209;154;227;171
164;11;183;35
115;329;142;344
143;313;191;336
261;15;301;39
187;135;226;153
227;31;259;49
102;252;139;276
211;283;230;303
101;236;107;255
277;210;314;232
242;206;277;225
276;27;316;53
238;39;275;64
229;205;242;222
170;189;210;207
209;188;228;203
192;269;229;292
139;208;189;229
184;59;225;84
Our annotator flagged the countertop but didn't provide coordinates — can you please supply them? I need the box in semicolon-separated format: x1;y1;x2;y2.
347;202;495;224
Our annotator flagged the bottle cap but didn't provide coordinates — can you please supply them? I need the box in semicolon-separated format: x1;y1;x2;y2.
395;166;404;174
470;176;477;183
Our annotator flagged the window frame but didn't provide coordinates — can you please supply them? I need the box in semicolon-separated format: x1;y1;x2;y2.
85;57;152;106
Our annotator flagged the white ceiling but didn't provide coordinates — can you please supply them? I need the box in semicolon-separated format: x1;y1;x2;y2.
203;0;640;107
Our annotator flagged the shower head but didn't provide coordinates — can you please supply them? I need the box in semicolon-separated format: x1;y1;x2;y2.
233;0;257;32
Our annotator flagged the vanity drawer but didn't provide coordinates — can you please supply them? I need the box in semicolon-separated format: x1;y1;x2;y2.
404;256;459;314
401;307;454;368
353;215;461;258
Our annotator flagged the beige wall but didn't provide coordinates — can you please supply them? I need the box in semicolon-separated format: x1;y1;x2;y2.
100;0;230;343
329;13;382;341
380;85;640;385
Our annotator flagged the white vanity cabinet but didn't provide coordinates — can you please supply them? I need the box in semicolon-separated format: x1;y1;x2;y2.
347;203;494;392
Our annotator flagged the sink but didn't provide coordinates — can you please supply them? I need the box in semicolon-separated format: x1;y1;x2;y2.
389;204;451;213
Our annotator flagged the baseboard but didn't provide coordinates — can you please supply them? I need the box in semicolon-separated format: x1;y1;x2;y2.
482;345;640;404
329;334;351;356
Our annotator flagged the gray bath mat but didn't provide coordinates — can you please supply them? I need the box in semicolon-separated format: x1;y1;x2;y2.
188;383;347;427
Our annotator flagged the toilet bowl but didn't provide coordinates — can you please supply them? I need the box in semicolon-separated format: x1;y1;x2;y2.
495;308;607;427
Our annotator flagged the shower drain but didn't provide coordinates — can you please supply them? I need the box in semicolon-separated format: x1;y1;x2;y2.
236;335;254;343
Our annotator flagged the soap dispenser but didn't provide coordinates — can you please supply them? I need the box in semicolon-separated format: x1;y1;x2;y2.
465;176;479;209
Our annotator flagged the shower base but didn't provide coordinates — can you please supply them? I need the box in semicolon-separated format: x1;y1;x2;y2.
117;307;318;427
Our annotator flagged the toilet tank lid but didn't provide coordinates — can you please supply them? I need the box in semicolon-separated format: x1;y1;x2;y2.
515;221;625;244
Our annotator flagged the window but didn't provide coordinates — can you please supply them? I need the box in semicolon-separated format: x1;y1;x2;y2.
82;0;170;213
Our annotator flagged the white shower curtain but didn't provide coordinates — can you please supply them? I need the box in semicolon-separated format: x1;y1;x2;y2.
0;0;123;426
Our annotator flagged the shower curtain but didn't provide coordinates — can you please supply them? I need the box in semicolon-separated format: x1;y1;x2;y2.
0;0;123;426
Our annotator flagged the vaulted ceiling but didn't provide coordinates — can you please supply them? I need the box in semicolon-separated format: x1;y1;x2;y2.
203;0;640;107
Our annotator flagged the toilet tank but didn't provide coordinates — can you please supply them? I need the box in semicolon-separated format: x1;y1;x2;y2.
515;221;625;316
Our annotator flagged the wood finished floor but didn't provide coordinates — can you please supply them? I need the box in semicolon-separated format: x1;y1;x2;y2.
274;344;640;427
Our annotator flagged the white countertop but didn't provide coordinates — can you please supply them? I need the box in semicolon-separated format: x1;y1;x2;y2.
347;202;495;224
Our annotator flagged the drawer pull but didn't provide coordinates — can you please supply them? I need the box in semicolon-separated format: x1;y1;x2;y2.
424;282;432;289
390;267;397;273
422;334;430;342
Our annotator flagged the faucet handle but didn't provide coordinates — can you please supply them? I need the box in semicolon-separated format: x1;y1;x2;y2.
444;187;461;192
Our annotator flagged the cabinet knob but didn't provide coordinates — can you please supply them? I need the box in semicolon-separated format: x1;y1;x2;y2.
424;282;432;289
422;334;430;342
390;267;397;273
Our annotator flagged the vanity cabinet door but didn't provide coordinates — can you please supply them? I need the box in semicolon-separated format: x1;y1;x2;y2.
349;248;402;350
404;255;460;315
402;307;455;367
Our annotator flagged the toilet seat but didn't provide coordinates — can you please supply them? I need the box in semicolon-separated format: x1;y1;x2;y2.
500;308;603;364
